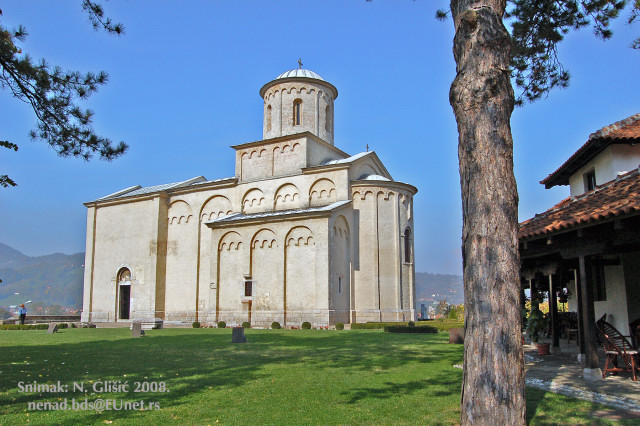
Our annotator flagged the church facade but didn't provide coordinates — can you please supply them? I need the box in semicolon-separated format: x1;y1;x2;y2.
81;68;417;327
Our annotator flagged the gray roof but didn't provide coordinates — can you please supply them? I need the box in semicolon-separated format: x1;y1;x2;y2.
358;174;391;182
95;176;234;201
206;200;351;226
321;151;372;166
276;68;324;81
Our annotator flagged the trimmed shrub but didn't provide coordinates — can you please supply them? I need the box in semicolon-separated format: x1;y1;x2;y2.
0;323;70;331
217;321;226;329
351;321;449;330
431;319;465;332
335;322;344;330
271;321;281;329
1;324;49;330
384;325;438;333
301;321;311;329
351;322;386;330
241;322;251;329
192;321;201;328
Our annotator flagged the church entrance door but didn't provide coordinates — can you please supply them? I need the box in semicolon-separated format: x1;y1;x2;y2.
117;268;133;321
119;284;131;320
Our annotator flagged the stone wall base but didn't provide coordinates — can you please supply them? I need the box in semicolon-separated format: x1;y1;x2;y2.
84;308;415;327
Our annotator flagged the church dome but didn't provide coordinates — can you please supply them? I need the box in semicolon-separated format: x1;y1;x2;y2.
275;68;325;81
260;66;338;145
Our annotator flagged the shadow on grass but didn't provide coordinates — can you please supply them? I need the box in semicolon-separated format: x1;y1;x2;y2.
342;376;456;404
0;329;463;425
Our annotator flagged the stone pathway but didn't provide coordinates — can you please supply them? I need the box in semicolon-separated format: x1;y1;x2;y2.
524;342;640;417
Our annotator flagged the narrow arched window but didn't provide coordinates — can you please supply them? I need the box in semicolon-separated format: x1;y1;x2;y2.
404;228;412;263
293;99;302;126
118;268;131;284
266;105;272;131
325;105;331;131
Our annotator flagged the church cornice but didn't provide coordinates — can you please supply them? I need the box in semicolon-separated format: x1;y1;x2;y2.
206;200;352;229
230;131;348;158
302;150;393;181
259;77;338;99
301;163;351;174
84;177;238;207
351;180;418;196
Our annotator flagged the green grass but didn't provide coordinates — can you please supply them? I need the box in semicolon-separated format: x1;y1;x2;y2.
0;328;630;425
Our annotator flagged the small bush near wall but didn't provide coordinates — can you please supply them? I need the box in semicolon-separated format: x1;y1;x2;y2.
1;323;69;330
241;322;251;329
350;321;462;331
271;322;281;329
192;321;201;328
217;321;226;329
408;321;415;327
301;321;311;329
430;319;464;332
384;325;438;334
335;322;344;330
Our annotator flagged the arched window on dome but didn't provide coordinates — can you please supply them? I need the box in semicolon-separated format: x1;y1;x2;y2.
325;105;331;131
404;228;412;264
266;105;272;131
293;99;302;126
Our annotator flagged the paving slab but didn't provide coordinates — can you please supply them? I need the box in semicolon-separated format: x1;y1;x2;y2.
525;342;640;414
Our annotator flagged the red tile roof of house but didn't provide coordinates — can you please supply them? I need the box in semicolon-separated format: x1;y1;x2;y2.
541;113;640;189
520;168;640;239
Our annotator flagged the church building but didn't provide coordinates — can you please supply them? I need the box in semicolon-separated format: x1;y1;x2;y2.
81;68;418;327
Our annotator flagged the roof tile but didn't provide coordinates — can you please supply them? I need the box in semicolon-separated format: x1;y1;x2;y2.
541;113;640;188
520;168;640;239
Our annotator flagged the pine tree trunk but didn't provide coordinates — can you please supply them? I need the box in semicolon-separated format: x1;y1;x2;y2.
449;0;525;424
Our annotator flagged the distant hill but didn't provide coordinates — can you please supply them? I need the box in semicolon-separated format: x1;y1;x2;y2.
415;272;464;305
0;243;84;308
0;242;30;268
0;241;463;310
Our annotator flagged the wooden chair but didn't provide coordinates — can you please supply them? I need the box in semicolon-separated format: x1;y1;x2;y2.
629;318;640;349
595;317;639;381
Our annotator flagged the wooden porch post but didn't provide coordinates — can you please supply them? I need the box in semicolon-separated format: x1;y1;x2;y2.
578;255;602;380
548;274;560;351
574;268;585;357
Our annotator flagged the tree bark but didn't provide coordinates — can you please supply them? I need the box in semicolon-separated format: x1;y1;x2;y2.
449;0;525;424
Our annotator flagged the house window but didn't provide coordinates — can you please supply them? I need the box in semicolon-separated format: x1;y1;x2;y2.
339;277;342;294
404;228;412;263
584;169;596;192
293;99;302;126
266;105;272;131
244;280;253;297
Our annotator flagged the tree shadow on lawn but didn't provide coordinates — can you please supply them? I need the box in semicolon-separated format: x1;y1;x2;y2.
0;329;462;424
342;375;461;405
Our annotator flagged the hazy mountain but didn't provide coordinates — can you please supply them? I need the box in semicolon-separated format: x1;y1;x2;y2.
0;242;30;268
0;243;84;308
0;242;463;310
415;272;464;305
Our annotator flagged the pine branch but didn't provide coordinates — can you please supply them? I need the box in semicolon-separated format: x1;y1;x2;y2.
436;0;638;103
508;0;635;104
0;5;128;189
81;0;125;35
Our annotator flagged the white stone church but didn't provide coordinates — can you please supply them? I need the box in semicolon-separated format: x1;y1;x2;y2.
81;68;417;327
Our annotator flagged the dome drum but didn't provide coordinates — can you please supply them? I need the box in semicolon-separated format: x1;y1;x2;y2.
261;69;337;145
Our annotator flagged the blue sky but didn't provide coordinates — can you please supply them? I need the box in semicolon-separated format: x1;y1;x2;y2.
1;1;638;275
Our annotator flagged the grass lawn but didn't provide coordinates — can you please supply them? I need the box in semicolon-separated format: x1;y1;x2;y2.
0;328;631;425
